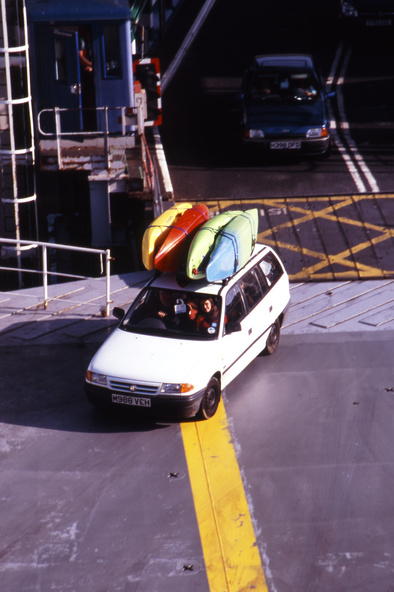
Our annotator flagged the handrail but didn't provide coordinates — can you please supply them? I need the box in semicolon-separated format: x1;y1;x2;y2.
37;105;137;138
0;238;112;316
140;131;154;192
37;105;139;170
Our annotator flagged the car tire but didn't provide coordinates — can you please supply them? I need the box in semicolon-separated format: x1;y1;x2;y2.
264;319;280;355
198;377;221;420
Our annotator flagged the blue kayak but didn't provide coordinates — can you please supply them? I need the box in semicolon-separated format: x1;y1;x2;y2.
206;209;259;282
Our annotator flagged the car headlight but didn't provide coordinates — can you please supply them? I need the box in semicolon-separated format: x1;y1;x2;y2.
86;370;108;386
160;383;194;394
245;129;265;139
306;126;328;138
341;2;358;17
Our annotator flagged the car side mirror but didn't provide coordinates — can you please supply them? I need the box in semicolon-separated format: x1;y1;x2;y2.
113;307;125;321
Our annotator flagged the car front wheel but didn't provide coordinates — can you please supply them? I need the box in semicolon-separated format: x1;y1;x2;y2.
198;377;221;419
264;319;280;355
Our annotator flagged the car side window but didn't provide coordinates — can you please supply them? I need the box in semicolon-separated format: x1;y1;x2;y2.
259;252;283;287
239;268;265;312
224;284;246;333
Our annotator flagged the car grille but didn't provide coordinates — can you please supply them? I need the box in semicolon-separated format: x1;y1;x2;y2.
108;378;160;396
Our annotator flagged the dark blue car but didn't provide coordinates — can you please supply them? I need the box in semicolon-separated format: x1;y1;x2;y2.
240;54;333;156
340;0;394;28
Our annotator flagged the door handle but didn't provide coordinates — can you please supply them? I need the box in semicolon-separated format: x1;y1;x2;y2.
248;327;252;335
269;305;273;313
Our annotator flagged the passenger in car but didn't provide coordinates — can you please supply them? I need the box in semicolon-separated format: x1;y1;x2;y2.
196;298;219;334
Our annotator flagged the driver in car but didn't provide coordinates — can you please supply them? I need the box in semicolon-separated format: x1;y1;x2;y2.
157;290;174;320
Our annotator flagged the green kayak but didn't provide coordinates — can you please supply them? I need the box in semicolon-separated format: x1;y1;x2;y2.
186;210;242;279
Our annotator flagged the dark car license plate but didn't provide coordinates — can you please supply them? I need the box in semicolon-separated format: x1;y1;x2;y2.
270;141;301;150
112;393;151;407
366;19;392;26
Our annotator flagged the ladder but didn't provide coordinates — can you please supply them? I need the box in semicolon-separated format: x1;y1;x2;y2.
0;0;38;286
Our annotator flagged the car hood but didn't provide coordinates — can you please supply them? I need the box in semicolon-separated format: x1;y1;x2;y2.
89;328;217;386
244;101;326;131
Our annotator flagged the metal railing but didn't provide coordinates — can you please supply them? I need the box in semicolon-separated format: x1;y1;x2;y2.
0;238;112;316
37;105;138;169
36;105;163;212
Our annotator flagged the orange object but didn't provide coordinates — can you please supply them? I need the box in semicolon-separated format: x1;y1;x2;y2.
154;204;209;273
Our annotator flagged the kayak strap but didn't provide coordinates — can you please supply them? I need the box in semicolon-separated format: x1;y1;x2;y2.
218;230;239;272
148;223;189;236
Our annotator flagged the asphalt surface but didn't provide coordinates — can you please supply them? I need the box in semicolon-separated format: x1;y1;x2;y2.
1;275;393;592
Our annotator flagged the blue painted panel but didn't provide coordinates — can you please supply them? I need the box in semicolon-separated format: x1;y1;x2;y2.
27;0;135;134
26;0;131;22
95;21;134;131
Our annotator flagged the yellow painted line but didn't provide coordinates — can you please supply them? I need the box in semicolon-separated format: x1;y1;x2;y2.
181;401;268;592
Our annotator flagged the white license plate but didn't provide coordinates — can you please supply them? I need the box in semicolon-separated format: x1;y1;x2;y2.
366;19;392;26
270;141;301;150
112;393;151;407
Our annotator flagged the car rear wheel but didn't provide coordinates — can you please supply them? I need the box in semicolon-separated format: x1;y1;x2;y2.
198;377;221;419
264;319;280;355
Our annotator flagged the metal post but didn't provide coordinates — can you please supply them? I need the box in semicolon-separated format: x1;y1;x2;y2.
42;244;48;309
104;106;109;169
22;0;39;242
152;160;163;218
105;249;111;317
121;106;126;136
55;107;63;168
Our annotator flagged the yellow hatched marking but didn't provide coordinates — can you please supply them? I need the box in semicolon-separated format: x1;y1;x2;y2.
264;197;394;237
190;195;394;280
181;401;268;592
260;234;392;279
257;196;355;238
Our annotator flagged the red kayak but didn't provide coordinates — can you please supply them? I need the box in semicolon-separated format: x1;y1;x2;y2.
154;204;209;272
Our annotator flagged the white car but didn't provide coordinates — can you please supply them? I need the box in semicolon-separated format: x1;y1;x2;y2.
85;244;290;420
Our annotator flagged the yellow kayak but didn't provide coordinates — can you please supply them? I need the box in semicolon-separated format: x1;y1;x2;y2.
142;203;192;270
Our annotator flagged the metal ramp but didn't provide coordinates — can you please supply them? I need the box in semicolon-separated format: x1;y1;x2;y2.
0;270;153;346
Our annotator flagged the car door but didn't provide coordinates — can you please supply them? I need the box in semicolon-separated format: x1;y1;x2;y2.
221;267;268;388
237;265;274;365
220;282;249;388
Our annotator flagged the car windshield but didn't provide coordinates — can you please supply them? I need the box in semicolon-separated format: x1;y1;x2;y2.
119;287;222;340
249;70;320;103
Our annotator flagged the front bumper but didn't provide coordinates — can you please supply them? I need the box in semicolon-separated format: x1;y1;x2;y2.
340;14;394;28
84;382;205;419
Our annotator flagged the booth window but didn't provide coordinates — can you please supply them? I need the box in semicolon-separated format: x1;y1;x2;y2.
102;26;121;78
